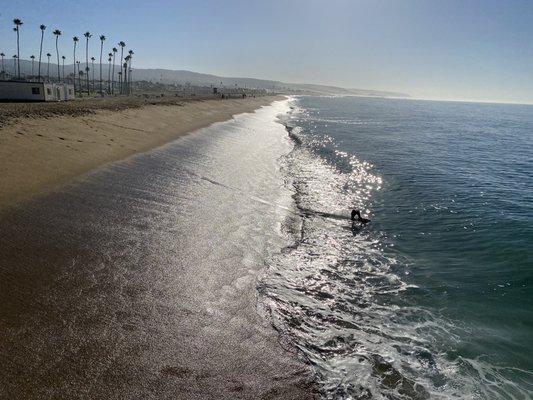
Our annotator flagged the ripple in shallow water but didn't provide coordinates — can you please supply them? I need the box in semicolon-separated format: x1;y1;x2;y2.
260;100;533;399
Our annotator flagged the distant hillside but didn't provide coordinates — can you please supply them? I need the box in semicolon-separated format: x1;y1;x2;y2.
131;68;281;89
128;69;410;97
287;83;410;98
6;59;410;98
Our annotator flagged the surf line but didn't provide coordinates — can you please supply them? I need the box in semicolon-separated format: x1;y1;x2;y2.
185;169;349;222
199;175;296;214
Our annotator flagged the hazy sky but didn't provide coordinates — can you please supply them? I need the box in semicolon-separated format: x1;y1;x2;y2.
1;0;533;103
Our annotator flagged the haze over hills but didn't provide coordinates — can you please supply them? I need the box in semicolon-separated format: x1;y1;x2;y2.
5;59;410;98
129;68;410;97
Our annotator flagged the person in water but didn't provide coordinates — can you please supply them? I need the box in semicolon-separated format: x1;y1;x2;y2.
351;209;371;224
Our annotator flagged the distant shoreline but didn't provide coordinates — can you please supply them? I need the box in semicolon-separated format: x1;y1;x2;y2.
0;95;283;213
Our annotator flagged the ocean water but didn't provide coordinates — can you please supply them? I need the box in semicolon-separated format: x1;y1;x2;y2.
262;96;533;399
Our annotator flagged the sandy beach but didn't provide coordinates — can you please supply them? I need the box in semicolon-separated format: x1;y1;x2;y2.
0;97;317;399
0;95;283;213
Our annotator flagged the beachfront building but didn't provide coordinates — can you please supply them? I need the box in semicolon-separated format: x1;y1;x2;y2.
0;80;75;101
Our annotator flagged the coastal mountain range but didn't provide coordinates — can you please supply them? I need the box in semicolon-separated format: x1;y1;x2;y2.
6;59;410;97
129;68;410;97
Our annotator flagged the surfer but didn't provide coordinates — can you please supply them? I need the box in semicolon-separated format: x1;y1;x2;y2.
351;209;371;224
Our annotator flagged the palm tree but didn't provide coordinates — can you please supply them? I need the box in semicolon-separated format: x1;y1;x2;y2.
76;60;81;90
85;66;90;92
78;69;84;92
123;57;129;95
30;55;35;76
38;25;46;82
84;31;92;94
72;36;79;91
46;53;51;80
52;29;62;82
91;56;96;88
99;35;106;96
12;55;17;76
128;50;134;94
118;41;126;93
62;56;66;80
111;47;117;94
13;19;23;78
107;53;113;93
12;29;18;74
0;53;5;75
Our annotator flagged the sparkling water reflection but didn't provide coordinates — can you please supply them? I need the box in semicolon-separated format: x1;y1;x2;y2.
261;96;533;399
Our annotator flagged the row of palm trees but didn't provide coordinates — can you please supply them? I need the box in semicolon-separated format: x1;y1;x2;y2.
1;18;135;96
1;51;66;83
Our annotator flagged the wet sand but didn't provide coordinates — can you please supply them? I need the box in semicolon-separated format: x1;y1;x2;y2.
0;95;282;213
0;100;316;398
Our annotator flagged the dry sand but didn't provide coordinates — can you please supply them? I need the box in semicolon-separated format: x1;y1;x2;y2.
0;96;283;213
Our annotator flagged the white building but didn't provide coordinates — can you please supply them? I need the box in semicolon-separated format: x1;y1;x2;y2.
0;81;75;101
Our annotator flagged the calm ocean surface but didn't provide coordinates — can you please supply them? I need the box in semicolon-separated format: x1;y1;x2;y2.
263;96;533;398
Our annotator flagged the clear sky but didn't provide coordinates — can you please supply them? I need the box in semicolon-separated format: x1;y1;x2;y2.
1;0;533;103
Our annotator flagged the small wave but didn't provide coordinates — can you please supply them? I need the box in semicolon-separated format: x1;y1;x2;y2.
259;98;530;399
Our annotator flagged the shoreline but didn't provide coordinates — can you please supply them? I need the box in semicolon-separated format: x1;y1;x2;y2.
0;95;284;214
0;97;318;399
